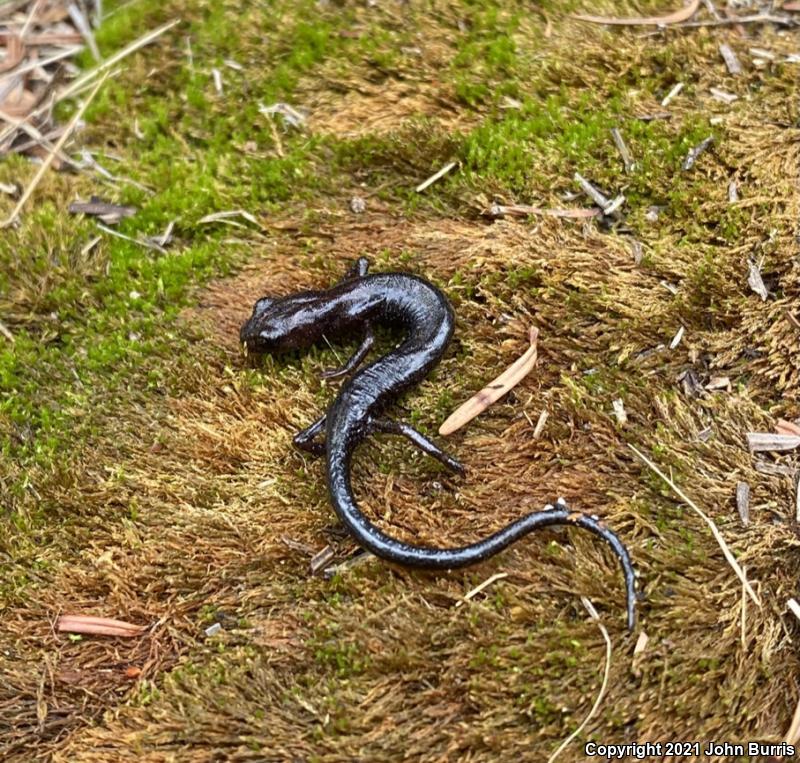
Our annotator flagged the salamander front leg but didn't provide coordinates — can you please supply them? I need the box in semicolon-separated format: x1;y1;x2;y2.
368;417;465;477
321;328;374;380
293;414;326;457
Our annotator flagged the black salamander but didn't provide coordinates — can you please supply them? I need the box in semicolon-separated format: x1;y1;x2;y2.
241;258;637;629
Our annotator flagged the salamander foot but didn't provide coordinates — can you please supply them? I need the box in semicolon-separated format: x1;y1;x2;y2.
293;414;326;457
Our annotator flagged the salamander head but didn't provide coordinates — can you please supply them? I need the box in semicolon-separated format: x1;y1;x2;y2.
240;292;325;354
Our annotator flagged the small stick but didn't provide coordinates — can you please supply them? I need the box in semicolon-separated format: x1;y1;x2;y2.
610;128;635;173
572;0;700;26
661;82;684;107
532;409;548;439
57;614;145;637
547;598;612;763
440;326;539;436
710;88;737;104
747;259;768;301
735;481;750;526
574;172;623;215
1;74;108;228
719;43;742;75
415;161;457;193
682;136;714;171
455;572;509;608
746;433;800;452
628;444;761;606
678;13;794;28
310;545;335;575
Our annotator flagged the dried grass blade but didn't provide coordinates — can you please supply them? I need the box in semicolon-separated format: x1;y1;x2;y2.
57;19;179;103
455;572;509;608
439;326;539;436
547;598;612;763
628;444;761;606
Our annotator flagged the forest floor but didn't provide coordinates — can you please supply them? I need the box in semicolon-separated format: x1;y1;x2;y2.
2;0;800;760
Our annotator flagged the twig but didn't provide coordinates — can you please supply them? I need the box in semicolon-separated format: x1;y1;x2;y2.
533;409;549;439
710;87;737;104
661;82;684;107
678;13;794;28
310;545;335;575
610;128;635;173
440;326;539;436
572;0;700;25
415;161;458;193
1;74;108;228
747;259;768;301
682;136;714;171
455;572;509;608
574;172;624;215
735;481;750;526
628;444;761;606
57;614;146;637
746;433;800;452
547;598;612;763
719;43;742;75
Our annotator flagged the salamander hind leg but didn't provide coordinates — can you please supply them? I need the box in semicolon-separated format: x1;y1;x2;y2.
368;417;465;476
293;414;326;457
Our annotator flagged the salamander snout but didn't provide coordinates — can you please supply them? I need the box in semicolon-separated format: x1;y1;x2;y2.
240;293;321;355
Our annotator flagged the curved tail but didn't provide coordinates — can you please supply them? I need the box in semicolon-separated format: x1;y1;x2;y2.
326;432;637;630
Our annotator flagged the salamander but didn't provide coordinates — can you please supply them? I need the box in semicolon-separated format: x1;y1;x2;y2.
240;258;637;629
